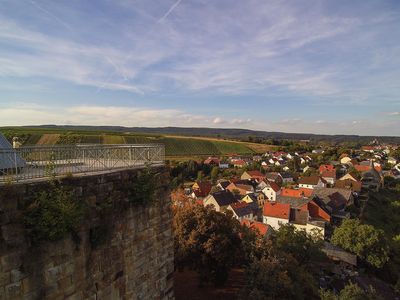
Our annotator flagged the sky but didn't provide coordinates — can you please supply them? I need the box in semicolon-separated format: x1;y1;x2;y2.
0;0;399;136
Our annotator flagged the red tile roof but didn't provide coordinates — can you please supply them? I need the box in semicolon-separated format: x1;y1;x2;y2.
241;220;270;236
354;164;382;173
281;188;313;198
304;200;330;222
321;170;336;179
319;164;335;174
263;201;290;219
192;181;212;197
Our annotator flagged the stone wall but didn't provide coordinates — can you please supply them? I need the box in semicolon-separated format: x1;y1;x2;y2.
0;167;174;300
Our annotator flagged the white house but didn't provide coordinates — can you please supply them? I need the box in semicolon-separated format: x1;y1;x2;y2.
298;176;327;189
261;181;281;201
262;202;290;230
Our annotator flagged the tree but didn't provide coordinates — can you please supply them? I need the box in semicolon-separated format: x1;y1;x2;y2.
273;225;325;266
210;166;219;183
331;219;389;268
240;253;318;300
173;205;242;286
320;282;381;300
196;170;203;181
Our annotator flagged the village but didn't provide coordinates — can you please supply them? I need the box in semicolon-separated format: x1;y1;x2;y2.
171;141;400;296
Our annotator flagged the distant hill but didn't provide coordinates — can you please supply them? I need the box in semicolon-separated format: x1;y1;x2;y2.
14;125;400;144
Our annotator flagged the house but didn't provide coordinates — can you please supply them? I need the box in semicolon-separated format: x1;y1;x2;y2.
281;188;313;198
361;146;375;153
276;195;329;237
241;170;265;182
354;164;382;173
335;179;362;193
280;172;294;183
388;157;397;165
242;192;268;208
241;220;272;238
289;208;325;238
217;180;231;190
219;162;230;169
191;181;212;199
227;202;257;221
204;157;220;166
312;149;324;154
232;159;247;168
312;187;353;218
203;190;238;212
360;161;382;191
339;172;360;182
264;172;283;185
226;182;254;196
261;181;281;201
319;164;335;174
340;156;352;165
262;202;290;230
320;170;336;185
298;176;327;189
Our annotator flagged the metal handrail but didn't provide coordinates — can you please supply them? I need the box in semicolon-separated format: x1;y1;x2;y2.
0;144;165;183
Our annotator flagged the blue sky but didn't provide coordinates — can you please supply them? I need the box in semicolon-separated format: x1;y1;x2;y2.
0;0;399;135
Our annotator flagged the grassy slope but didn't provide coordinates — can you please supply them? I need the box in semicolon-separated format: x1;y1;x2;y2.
0;127;263;156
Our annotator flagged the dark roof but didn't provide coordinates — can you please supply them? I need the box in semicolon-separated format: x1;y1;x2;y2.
276;195;310;209
312;188;352;212
211;190;238;207
218;181;230;189
280;172;294;179
230;202;255;217
290;208;308;225
299;176;325;185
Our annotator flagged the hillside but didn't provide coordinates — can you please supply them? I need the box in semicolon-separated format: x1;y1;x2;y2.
11;125;400;144
0;127;273;157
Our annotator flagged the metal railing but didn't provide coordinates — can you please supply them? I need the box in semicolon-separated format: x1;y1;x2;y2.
0;144;165;183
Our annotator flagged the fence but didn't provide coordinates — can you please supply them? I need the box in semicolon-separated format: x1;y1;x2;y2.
0;144;165;183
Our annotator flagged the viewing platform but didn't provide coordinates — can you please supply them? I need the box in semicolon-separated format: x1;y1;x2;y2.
0;144;165;184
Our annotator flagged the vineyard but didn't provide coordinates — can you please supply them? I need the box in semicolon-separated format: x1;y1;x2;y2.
0;127;259;156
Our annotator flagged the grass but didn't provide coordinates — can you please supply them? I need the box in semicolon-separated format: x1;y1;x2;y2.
102;135;125;144
0;127;267;156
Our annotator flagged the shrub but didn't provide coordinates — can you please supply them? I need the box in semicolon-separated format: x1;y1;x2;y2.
24;184;85;243
127;167;158;205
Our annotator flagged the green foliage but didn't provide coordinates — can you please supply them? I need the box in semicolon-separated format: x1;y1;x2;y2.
320;282;381;300
173;205;242;286
210;166;219;182
24;184;85;243
127;167;158;205
331;219;389;268
273;225;325;266
240;254;318;300
56;133;83;144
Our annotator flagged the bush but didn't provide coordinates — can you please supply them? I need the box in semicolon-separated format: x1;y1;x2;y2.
24;184;85;243
127;167;158;205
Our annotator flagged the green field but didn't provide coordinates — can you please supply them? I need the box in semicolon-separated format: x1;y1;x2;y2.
0;127;256;156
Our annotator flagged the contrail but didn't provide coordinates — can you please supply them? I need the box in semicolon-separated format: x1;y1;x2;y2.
106;56;129;81
157;0;183;23
29;0;72;30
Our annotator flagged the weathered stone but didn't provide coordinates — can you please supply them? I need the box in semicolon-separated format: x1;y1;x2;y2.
5;282;22;299
0;168;174;299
